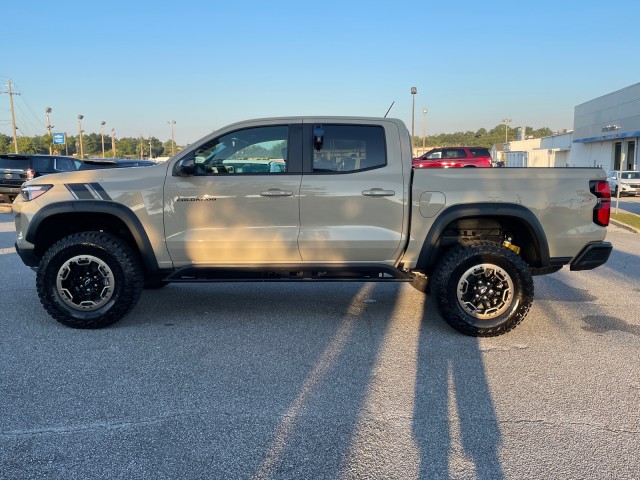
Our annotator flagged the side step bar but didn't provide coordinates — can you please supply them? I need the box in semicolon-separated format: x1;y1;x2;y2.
163;264;413;283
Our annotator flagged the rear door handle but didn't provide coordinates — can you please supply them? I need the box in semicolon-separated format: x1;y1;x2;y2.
362;188;395;197
260;189;293;197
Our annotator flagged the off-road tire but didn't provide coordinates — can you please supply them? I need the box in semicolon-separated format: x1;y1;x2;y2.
431;240;534;337
36;232;144;328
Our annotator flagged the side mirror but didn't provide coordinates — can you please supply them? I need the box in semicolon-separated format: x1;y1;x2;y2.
174;157;196;177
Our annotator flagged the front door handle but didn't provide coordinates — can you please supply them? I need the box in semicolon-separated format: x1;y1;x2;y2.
260;189;293;197
362;188;395;197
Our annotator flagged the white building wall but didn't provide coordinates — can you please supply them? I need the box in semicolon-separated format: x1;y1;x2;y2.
540;132;572;150
569;141;612;168
571;82;640;171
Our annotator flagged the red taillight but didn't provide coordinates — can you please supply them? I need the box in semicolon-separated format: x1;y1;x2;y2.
26;168;35;180
590;180;610;227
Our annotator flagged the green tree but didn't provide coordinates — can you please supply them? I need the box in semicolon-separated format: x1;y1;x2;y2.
0;134;11;154
149;137;164;158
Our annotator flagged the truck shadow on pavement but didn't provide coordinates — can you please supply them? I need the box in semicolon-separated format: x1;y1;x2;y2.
135;282;506;478
413;299;505;479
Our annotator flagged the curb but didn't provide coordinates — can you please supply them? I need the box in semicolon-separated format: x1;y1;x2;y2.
610;219;640;234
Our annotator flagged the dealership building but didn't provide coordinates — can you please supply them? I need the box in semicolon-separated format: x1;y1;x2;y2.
501;82;639;170
571;82;640;170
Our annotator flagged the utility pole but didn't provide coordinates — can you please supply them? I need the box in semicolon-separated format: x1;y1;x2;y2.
149;138;153;160
1;80;21;153
111;129;116;157
46;107;53;154
139;135;144;159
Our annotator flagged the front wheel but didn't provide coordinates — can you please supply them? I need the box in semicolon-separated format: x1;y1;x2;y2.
431;241;534;337
36;232;144;328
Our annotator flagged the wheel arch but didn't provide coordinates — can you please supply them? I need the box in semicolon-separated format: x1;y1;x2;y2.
26;201;159;273
415;203;550;272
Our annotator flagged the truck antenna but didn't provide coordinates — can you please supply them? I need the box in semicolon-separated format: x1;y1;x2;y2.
384;101;395;118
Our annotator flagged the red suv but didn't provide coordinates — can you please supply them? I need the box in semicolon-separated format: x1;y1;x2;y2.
413;147;492;168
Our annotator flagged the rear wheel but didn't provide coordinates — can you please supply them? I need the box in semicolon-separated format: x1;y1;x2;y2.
431;240;534;337
36;232;144;328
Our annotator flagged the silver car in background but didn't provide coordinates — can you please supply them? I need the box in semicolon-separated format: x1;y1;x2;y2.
607;170;640;196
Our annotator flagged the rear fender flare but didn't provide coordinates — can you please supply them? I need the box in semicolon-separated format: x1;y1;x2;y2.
416;203;550;271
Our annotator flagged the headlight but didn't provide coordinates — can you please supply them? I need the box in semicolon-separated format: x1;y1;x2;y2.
21;184;53;201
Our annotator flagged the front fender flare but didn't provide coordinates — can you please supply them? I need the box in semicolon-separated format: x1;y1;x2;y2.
25;200;159;273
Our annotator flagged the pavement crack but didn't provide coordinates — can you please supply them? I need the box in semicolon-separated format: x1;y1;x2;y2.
1;410;213;438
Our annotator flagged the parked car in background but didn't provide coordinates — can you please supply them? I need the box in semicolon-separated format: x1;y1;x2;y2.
413;147;493;168
78;158;157;170
607;170;640;196
0;154;79;202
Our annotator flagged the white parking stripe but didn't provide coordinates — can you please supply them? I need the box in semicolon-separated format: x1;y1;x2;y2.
0;247;16;255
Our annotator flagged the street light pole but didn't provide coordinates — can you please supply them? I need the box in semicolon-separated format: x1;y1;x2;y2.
77;114;84;159
168;120;176;156
410;87;417;153
422;107;428;150
101;121;106;158
502;118;511;144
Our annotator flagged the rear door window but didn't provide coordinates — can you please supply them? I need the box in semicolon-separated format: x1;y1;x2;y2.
31;157;54;172
443;148;466;159
311;125;386;173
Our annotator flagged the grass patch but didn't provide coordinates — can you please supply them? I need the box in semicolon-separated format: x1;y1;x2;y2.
611;213;640;231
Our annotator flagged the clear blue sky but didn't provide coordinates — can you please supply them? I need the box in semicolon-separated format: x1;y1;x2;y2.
2;0;640;145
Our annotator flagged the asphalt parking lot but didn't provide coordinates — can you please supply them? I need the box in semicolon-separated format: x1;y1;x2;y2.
0;208;639;479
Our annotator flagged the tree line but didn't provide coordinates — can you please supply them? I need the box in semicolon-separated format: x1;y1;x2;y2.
412;124;555;149
0;123;556;157
0;132;182;158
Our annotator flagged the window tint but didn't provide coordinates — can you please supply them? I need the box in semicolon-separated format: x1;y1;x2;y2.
469;148;490;157
31;157;53;171
193;126;288;175
0;158;28;170
54;157;78;171
312;125;386;172
425;150;443;159
443;149;466;159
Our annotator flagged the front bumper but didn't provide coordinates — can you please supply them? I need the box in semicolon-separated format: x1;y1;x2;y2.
570;241;613;271
15;243;40;268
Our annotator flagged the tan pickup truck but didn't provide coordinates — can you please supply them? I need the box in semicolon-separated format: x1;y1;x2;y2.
12;117;613;336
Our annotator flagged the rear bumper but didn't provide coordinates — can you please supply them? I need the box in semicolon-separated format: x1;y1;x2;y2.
0;185;22;194
570;241;613;271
